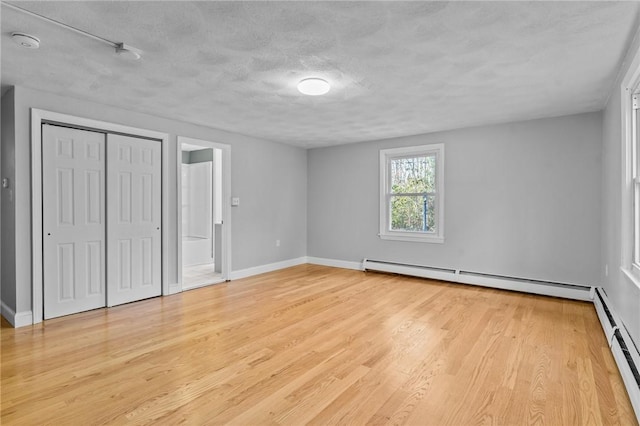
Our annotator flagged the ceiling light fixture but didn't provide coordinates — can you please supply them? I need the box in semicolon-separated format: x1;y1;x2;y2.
11;32;40;49
297;78;330;96
3;2;142;60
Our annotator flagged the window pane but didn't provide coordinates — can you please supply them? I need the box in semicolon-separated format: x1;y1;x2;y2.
390;195;436;232
426;194;436;231
390;155;436;194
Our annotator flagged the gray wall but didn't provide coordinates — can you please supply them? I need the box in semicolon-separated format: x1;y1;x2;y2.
3;85;307;316
1;89;16;312
308;112;602;286
602;30;640;345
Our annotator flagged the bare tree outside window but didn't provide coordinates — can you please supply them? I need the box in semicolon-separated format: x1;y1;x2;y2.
389;155;436;232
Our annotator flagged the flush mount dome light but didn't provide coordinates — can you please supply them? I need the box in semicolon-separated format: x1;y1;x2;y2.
12;32;40;49
297;78;330;96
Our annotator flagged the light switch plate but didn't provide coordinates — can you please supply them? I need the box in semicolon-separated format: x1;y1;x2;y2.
231;197;240;206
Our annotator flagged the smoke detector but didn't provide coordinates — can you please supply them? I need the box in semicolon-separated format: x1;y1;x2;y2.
11;32;40;49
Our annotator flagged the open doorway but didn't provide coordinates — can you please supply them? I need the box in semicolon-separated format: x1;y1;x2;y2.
177;137;230;290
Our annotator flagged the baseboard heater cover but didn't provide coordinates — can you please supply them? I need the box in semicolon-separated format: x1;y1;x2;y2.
361;259;592;301
593;288;640;421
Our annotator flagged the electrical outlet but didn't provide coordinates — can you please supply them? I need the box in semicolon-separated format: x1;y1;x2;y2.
231;197;240;206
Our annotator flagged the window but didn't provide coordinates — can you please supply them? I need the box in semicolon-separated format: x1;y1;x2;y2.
623;86;640;288
379;144;444;243
621;47;640;290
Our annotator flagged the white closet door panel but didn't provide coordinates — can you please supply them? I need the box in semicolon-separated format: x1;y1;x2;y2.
42;125;106;319
107;134;161;306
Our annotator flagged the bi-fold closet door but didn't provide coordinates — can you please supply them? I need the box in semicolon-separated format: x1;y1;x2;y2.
42;124;161;320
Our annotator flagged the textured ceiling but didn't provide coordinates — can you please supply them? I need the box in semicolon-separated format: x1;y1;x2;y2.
1;1;639;148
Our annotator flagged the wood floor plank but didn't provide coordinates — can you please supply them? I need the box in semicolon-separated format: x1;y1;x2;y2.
1;264;636;425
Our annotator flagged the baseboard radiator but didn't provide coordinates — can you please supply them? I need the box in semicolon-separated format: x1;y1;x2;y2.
362;259;592;301
593;288;640;420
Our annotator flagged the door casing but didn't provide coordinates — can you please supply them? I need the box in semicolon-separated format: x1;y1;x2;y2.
31;108;170;324
176;136;232;289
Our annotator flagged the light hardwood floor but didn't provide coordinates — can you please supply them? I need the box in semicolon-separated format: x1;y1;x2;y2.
1;264;637;425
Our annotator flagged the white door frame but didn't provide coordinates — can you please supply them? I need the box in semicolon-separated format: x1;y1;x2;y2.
177;136;231;289
31;108;170;324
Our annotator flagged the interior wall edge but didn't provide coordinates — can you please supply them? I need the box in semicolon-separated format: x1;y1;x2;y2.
0;88;17;314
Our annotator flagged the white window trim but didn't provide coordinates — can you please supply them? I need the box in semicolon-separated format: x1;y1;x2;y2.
620;43;640;291
379;144;445;243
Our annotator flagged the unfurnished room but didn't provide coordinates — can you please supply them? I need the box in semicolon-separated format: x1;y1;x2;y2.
1;1;640;424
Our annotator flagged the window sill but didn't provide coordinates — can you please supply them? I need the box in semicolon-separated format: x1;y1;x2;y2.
621;266;640;292
379;233;444;244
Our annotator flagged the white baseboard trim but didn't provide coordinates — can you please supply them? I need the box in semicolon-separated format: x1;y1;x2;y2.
306;257;363;271
230;257;308;280
1;301;33;328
